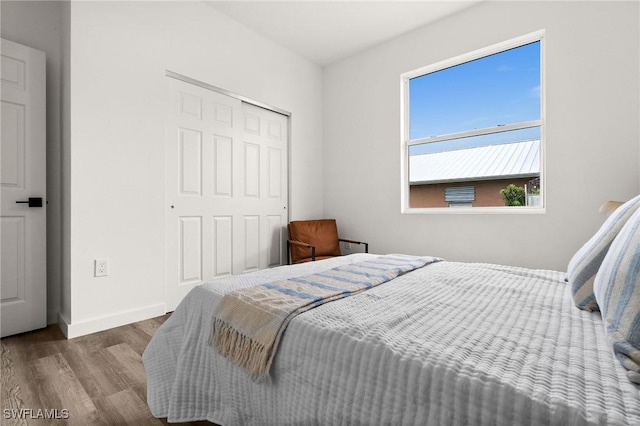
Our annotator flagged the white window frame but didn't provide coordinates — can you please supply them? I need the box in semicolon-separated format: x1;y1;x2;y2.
400;30;546;214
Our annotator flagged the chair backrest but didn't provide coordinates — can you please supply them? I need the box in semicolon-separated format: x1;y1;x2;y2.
288;219;341;263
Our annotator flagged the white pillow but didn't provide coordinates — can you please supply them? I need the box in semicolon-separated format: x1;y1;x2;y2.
594;206;640;384
567;194;640;311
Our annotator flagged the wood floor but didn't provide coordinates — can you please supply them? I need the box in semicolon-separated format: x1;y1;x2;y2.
1;314;215;425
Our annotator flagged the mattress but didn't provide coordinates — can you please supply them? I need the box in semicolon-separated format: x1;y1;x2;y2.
142;253;640;425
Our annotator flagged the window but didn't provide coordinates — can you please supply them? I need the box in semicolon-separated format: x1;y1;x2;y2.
401;31;544;212
445;186;475;208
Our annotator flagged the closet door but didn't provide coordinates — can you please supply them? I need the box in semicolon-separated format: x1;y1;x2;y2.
165;77;288;311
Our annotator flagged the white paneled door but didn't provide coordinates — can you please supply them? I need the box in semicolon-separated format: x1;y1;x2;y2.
166;77;288;311
1;39;47;337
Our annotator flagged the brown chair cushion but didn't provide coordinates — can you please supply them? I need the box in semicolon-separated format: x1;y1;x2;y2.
290;255;337;264
288;219;342;264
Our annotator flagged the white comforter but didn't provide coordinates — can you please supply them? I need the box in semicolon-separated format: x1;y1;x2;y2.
143;254;640;425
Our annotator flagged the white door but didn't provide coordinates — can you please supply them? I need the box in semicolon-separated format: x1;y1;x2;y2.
1;39;46;337
166;77;288;311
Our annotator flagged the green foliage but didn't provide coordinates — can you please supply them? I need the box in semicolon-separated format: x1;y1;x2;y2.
500;184;526;206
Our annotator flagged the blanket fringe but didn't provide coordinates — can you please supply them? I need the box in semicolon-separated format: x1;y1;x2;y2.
209;255;439;381
211;318;271;380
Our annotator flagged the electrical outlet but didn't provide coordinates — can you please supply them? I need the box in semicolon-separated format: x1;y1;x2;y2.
95;258;109;277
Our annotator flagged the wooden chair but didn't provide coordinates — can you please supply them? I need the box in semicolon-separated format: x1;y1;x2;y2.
287;219;368;264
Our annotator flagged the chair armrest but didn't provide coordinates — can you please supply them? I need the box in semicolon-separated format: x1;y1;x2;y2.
287;239;316;263
288;239;315;249
338;238;369;253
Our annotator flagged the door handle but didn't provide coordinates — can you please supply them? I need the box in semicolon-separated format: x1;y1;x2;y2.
15;197;43;208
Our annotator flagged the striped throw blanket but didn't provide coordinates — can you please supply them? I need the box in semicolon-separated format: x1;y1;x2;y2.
210;254;440;379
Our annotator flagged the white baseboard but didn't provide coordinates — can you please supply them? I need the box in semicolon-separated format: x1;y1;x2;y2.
57;304;166;338
57;311;70;337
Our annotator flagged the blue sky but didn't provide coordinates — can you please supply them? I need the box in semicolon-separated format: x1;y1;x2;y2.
409;41;540;155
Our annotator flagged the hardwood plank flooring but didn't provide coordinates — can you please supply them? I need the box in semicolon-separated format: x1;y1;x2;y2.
1;314;215;425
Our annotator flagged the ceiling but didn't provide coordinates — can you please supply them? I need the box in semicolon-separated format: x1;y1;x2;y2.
206;1;482;66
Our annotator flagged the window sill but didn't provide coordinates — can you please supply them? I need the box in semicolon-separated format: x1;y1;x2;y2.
402;206;546;215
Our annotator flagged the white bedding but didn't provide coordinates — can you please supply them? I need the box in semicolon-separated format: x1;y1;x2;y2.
143;254;640;425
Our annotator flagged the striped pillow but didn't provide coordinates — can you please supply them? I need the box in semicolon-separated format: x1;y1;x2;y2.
594;207;640;384
567;194;640;311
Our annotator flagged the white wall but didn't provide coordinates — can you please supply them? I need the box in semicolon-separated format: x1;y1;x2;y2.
4;0;639;336
323;0;640;271
1;1;64;325
62;1;324;335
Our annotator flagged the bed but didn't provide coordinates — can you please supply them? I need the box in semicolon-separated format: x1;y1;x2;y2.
143;201;640;426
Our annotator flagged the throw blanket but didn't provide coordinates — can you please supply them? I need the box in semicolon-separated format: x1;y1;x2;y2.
210;254;440;379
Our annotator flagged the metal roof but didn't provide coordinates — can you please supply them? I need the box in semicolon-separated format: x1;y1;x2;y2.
409;139;540;185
